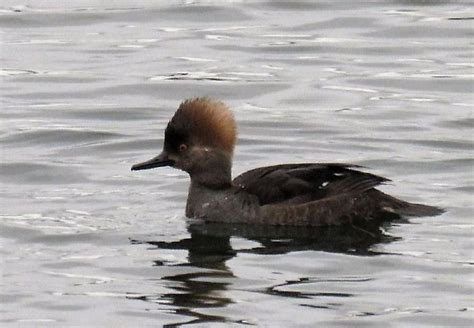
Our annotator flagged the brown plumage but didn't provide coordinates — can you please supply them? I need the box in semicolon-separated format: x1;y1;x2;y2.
132;97;444;226
169;98;237;155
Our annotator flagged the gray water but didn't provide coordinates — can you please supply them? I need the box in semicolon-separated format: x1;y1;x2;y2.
1;1;473;327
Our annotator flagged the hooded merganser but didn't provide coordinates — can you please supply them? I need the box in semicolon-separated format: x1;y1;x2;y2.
132;98;444;226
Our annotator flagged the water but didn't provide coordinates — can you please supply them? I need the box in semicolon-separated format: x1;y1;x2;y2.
1;1;473;326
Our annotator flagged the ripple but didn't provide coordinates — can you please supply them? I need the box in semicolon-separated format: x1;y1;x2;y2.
0;69;37;76
0;163;88;184
438;118;474;129
148;71;277;82
364;26;473;39
175;57;218;62
0;129;124;148
349;77;473;94
322;85;378;93
44;271;114;284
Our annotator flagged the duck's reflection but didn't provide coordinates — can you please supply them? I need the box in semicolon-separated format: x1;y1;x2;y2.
130;219;401;326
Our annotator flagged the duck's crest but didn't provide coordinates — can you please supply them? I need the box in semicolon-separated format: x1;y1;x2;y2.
168;97;237;154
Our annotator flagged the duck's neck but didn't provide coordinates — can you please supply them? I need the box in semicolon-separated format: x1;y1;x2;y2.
189;150;233;189
190;166;232;190
185;151;233;217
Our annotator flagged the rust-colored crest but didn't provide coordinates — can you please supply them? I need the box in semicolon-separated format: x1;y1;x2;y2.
168;98;237;154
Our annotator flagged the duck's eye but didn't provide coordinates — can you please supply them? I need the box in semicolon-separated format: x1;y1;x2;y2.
179;144;188;152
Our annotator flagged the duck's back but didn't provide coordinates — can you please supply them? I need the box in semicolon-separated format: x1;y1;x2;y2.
232;163;443;226
233;164;388;204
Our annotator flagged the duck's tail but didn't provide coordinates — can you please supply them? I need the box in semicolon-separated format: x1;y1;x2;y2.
373;190;445;217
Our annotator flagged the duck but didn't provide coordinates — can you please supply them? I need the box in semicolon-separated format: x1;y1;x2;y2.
132;97;444;226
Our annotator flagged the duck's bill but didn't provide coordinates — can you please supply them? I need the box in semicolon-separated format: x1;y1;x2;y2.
131;152;174;171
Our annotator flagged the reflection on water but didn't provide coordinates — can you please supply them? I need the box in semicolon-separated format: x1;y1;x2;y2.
130;219;401;326
130;224;238;326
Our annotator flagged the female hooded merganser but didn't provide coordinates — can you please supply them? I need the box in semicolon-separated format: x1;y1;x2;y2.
132;98;444;226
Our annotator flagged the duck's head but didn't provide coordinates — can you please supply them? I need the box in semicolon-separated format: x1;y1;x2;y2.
132;98;237;184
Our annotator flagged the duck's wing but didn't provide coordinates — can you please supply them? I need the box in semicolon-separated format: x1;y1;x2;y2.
232;163;390;205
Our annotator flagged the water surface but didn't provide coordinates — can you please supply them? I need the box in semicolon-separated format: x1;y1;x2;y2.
1;1;473;326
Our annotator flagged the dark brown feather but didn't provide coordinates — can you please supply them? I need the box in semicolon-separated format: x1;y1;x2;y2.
233;163;389;205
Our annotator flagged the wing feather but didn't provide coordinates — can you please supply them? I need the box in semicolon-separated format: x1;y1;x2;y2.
233;163;389;205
